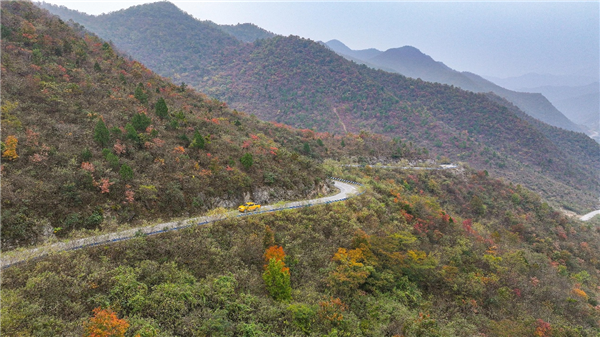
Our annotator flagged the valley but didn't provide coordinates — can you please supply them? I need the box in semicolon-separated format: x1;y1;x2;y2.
2;1;600;336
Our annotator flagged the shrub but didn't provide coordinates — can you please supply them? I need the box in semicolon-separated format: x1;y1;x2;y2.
81;147;92;161
303;142;311;155
263;246;292;301
264;171;276;185
263;258;292;301
110;126;122;137
102;148;111;158
83;307;129;337
178;134;190;147
125;123;139;143
240;153;253;170
119;164;134;181
288;304;316;334
63;212;82;231
106;152;120;169
131;113;152;131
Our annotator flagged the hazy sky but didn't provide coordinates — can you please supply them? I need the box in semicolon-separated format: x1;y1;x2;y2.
39;1;599;78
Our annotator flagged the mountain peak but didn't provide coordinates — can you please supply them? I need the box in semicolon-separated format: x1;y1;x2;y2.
102;0;184;17
371;45;451;76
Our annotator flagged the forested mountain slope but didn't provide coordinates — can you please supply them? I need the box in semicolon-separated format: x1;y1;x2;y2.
1;1;420;250
326;40;584;134
37;1;242;81
4;165;600;336
38;1;600;212
199;36;600;212
4;3;600;336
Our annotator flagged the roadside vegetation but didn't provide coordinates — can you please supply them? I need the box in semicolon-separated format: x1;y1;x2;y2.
3;167;600;336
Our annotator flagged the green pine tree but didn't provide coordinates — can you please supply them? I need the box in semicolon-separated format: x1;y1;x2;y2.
131;113;152;131
240;153;254;169
125;123;139;143
119;164;134;181
93;119;110;146
134;83;148;104
155;97;168;119
303;142;311;155
190;130;205;149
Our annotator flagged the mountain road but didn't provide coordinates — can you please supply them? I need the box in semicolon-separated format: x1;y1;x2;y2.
1;179;361;269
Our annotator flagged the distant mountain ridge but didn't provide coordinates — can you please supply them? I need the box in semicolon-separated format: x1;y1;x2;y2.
517;82;599;141
325;40;584;134
324;39;383;60
486;72;599;90
39;1;600;211
207;22;277;42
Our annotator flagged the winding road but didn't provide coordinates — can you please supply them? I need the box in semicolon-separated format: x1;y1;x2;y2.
1;179;362;269
581;210;600;221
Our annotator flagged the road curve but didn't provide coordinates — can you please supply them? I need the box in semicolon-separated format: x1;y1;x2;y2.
580;210;600;221
1;179;361;269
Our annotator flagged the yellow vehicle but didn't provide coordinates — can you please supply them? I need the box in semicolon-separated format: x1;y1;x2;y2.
238;202;261;213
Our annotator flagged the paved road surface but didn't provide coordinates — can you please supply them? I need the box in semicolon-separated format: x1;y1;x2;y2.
581;210;600;221
1;180;360;269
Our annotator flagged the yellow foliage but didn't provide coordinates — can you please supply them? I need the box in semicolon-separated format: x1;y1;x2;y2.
2;135;18;160
572;288;588;299
332;247;365;267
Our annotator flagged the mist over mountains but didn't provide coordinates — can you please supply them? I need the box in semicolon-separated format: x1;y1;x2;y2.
324;40;589;136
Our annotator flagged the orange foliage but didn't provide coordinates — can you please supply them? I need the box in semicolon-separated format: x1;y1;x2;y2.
572;287;588;299
124;185;135;204
332;247;366;267
2;135;19;160
152;138;165;147
173;146;185;154
113;140;126;155
264;245;286;264
534;319;551;337
318;297;347;323
83;307;129;337
98;178;114;194
81;162;95;173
